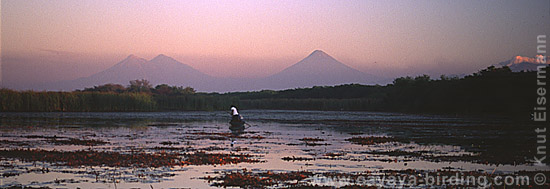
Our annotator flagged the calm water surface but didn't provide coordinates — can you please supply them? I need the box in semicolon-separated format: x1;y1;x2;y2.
0;110;546;188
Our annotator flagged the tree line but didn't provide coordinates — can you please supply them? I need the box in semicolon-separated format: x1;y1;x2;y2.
236;66;544;117
0;79;236;112
0;66;546;118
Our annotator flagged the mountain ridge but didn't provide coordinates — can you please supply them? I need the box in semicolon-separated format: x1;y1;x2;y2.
41;50;380;92
261;50;378;90
495;55;549;72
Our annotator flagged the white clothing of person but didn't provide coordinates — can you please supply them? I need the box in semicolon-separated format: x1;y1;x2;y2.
231;107;239;116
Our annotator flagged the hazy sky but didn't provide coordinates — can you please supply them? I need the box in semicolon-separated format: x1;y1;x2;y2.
1;0;549;85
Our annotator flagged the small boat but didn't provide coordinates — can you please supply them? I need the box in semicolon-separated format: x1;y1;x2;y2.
229;120;245;130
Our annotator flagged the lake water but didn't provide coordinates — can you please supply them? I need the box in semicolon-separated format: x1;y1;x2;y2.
0;110;547;188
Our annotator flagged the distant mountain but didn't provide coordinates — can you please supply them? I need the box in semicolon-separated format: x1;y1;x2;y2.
495;55;549;72
258;50;378;90
41;51;380;92
144;54;215;86
24;52;550;92
46;54;218;91
79;54;148;84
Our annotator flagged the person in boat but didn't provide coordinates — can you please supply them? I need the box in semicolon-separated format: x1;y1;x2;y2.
230;105;241;122
229;105;244;147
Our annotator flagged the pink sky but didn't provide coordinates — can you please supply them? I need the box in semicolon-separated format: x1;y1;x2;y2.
1;0;549;84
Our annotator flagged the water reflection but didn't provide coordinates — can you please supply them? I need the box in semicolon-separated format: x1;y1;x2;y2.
0;110;546;188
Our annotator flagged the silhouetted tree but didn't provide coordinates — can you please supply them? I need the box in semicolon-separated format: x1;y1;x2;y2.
152;84;195;95
83;83;126;93
174;86;196;95
154;84;173;95
128;79;152;93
